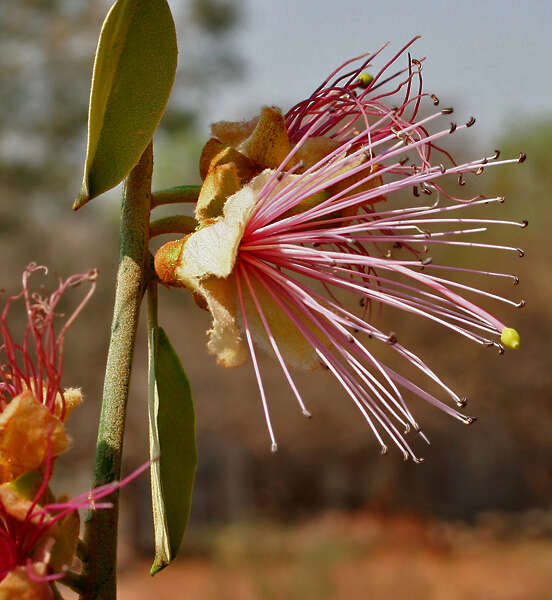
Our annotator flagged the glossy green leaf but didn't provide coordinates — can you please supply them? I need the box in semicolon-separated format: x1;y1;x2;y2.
75;0;177;209
148;322;197;575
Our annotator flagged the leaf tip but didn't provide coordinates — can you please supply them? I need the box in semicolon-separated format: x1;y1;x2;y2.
73;186;90;211
150;557;169;576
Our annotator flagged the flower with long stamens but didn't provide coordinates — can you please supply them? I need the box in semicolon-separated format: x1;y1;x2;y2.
0;265;98;483
155;38;525;461
0;459;150;595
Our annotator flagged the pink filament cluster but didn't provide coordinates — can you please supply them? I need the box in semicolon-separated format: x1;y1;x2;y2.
0;264;97;418
234;39;526;460
0;460;149;583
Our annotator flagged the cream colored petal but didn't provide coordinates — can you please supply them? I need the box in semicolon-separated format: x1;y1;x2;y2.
202;274;248;368
177;184;257;285
0;391;70;484
176;170;324;370
240;277;319;370
176;179;262;367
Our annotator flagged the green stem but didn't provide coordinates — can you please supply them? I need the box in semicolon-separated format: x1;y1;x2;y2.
81;144;153;600
150;215;197;237
151;185;200;208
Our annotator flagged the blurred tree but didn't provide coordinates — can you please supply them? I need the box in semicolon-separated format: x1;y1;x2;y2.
0;0;244;205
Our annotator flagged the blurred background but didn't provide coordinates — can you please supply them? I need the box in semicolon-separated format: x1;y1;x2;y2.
1;1;551;598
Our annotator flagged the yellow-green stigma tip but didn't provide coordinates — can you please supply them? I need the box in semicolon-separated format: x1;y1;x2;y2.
501;327;520;350
357;72;374;88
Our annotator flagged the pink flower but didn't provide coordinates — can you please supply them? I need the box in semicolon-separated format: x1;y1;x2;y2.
156;39;525;461
0;264;97;416
0;265;97;483
0;461;150;588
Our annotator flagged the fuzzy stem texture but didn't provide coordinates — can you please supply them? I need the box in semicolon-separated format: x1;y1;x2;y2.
81;144;153;600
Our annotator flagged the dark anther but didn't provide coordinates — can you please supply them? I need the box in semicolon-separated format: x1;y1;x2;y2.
449;122;457;134
458;174;466;186
517;248;525;257
512;276;519;285
482;158;488;165
421;257;432;265
518;152;527;163
277;172;284;181
391;105;399;112
412;58;422;68
353;327;360;333
387;332;398;345
439;164;446;174
498;344;505;355
413;186;420;197
380;445;388;456
516;299;526;308
312;242;320;247
421;184;432;195
498;196;505;203
476;166;484;175
457;398;468;408
466;116;476;127
465;416;478;425
399;156;409;166
393;242;403;249
347;335;354;343
359;298;366;307
441;107;454;115
431;94;440;105
328;107;337;114
492;149;501;159
521;219;528;228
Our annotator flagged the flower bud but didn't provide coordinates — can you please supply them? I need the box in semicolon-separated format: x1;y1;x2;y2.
154;238;187;287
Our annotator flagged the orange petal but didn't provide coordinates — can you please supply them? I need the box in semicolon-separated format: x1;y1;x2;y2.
0;391;70;484
239;107;293;169
196;162;243;221
0;567;53;600
211;115;259;148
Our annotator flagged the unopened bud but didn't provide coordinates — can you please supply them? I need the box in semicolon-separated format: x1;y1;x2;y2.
154;239;187;287
356;72;374;88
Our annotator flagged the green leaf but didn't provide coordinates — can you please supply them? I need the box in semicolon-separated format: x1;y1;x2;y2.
75;0;177;209
148;314;197;575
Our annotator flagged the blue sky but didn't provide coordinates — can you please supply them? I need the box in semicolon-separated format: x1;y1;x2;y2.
204;0;551;148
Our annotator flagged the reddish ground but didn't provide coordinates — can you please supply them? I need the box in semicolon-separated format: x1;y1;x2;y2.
113;512;552;600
